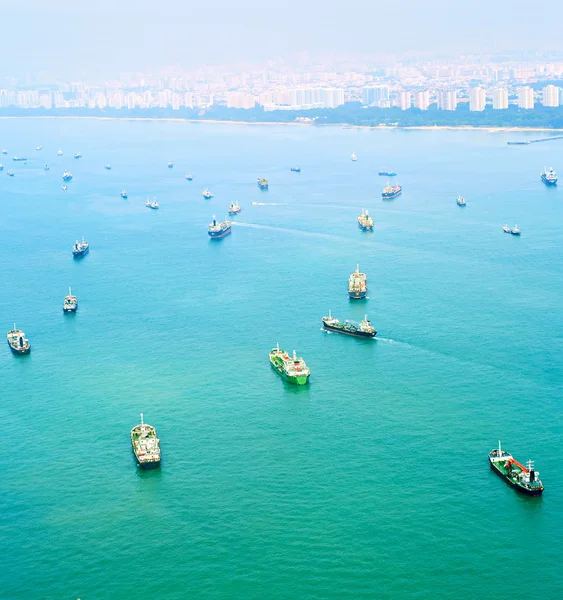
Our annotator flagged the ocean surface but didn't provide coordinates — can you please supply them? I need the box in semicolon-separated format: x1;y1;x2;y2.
1;118;562;599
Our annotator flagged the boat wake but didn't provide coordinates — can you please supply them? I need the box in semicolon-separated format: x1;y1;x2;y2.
250;202;286;206
231;221;345;241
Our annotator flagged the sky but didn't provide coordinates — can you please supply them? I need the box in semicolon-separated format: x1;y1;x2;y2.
2;0;563;79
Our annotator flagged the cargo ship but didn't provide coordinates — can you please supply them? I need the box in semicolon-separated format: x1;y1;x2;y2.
228;201;241;215
322;311;376;338
503;224;511;233
541;167;557;185
63;287;78;313
105;164;111;170
121;190;128;198
489;442;543;495
131;413;161;469
510;225;521;236
44;164;49;171
457;195;466;206
290;167;301;172
257;177;269;189
145;198;159;209
57;149;63;156
6;325;31;355
186;173;193;180
203;189;213;199
357;209;374;231
72;238;89;258
13;156;27;162
378;169;396;176
351;153;358;161
62;184;68;191
269;344;310;385
168;160;173;168
62;170;73;182
1;149;7;154
382;183;402;199
7;169;14;177
208;215;232;239
74;152;82;159
348;264;368;299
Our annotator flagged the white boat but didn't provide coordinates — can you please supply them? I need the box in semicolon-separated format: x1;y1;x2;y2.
121;190;128;198
351;153;358;161
510;225;521;236
74;152;82;159
145;197;159;209
57;149;63;156
203;189;213;199
62;184;68;191
185;173;193;180
502;224;511;233
36;146;42;151
105;164;111;170
168;160;173;168
456;195;466;206
228;201;241;214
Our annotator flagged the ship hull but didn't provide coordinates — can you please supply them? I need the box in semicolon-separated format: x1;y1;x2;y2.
489;460;543;496
541;175;557;186
7;341;31;355
358;223;373;231
323;322;376;337
72;248;89;258
63;306;77;313
382;191;402;199
133;450;161;469
348;290;367;299
270;361;309;385
208;227;232;239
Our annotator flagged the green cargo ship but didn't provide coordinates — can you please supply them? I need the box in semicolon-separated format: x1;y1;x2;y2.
488;441;543;496
269;344;310;385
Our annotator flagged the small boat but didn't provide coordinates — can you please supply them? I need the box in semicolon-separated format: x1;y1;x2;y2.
489;441;543;495
185;173;193;180
0;164;3;171
104;164;111;170
131;413;161;469
510;225;521;236
13;156;27;162
6;325;31;355
457;195;466;206
63;287;78;313
257;177;268;189
502;224;511;233
57;149;63;156
74;152;82;159
290;167;301;172
121;190;128;199
1;149;7;155
228;201;241;215
62;184;68;191
7;169;14;177
62;170;73;181
72;238;89;258
145;198;159;209
540;166;557;186
168;160;173;168
36;146;43;151
351;153;358;162
378;169;396;176
203;189;213;199
44;164;49;171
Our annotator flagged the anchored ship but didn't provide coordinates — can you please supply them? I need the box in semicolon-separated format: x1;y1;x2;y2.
541;167;557;185
351;153;358;161
6;325;31;355
57;149;63;156
208;215;232;239
186;173;193;180
290;166;301;172
489;441;543;495
13;156;27;162
105;164;111;170
62;170;73;181
457;195;466;206
357;209;374;231
145;198;159;209
379;169;396;176
503;224;511;233
269;344;310;385
63;287;78;313
7;169;14;176
257;177;269;189
348;264;368;299
74;152;82;159
1;149;7;154
168;160;173;168
131;413;161;469
228;201;241;215
382;183;402;199
203;188;213;199
322;311;376;338
511;225;521;236
0;164;3;171
44;164;49;171
62;184;68;191
121;190;128;198
72;238;89;258
36;146;42;151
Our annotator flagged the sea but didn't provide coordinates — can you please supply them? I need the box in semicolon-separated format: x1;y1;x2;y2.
1;118;562;599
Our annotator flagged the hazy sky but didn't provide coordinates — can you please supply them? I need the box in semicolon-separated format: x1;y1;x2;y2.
2;0;563;79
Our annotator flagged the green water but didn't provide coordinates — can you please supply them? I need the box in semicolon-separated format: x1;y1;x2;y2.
1;119;562;599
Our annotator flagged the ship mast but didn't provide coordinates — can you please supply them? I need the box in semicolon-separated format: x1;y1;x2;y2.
140;413;144;426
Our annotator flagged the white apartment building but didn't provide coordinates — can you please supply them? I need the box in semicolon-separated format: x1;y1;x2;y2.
396;91;412;110
517;87;534;109
227;93;256;109
414;91;430;110
469;87;486;111
437;90;457;111
542;85;560;107
492;89;508;110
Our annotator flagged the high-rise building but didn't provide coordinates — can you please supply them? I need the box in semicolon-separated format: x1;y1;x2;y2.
363;85;390;107
320;87;345;108
517;87;534;109
542;85;560;107
396;91;412;110
226;93;256;109
469;87;486;111
414;91;430;110
437;90;457;111
492;89;509;110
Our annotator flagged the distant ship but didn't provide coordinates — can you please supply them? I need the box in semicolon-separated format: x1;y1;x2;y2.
36;146;42;151
63;287;78;313
168;160;173;168
7;325;31;355
541;166;557;185
121;190;128;198
208;215;232;239
348;264;367;299
0;164;3;171
322;311;376;338
351;153;358;161
382;183;402;199
7;169;14;177
57;149;63;156
105;164;111;170
62;184;68;191
257;177;269;189
74;152;82;159
457;195;466;206
510;225;521;236
72;238;89;258
1;149;7;154
131;413;161;469
489;441;543;495
357;209;374;231
203;189;213;199
228;201;241;215
12;156;27;162
145;198;159;209
186;173;193;180
378;169;396;176
62;170;73;181
44;164;49;171
503;224;511;233
290;166;301;172
269;344;310;385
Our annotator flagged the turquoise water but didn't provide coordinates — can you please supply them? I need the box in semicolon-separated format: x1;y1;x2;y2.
1;119;562;599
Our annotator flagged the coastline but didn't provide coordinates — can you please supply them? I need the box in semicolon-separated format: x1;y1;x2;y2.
1;115;563;133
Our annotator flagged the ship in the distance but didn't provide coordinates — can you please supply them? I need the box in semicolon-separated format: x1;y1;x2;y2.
503;224;511;233
0;164;3;171
510;224;521;236
322;311;376;338
351;152;358;161
105;164;111;170
74;152;82;159
57;149;63;156
357;209;374;231
6;325;31;355
7;169;14;176
36;146;43;151
348;264;368;299
13;156;27;162
62;170;73;182
203;188;213;199
208;215;232;239
186;173;193;180
269;344;310;385
228;201;241;215
488;441;543;495
457;195;466;206
145;198;159;209
1;149;7;154
257;177;269;189
121;190;128;198
44;164;49;171
290;166;301;172
131;413;161;469
541;166;557;185
378;169;396;176
63;287;78;313
382;182;402;199
72;238;89;258
62;184;68;191
168;160;173;168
